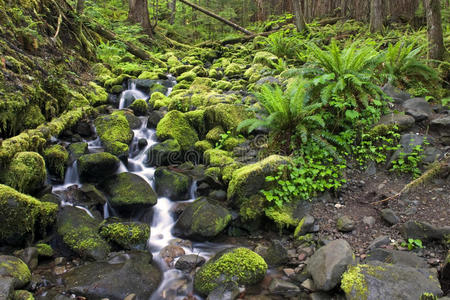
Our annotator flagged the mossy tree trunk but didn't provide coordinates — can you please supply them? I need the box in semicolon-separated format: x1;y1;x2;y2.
369;0;383;33
128;0;153;36
424;0;445;61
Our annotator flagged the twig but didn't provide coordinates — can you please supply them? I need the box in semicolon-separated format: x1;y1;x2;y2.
52;14;62;40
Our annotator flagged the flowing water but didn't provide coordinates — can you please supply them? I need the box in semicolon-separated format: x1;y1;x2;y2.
51;77;231;299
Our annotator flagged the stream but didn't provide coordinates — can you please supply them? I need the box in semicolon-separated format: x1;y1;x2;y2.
50;77;233;300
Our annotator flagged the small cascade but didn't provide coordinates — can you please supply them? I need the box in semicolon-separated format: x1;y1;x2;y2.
64;161;80;186
118;80;148;109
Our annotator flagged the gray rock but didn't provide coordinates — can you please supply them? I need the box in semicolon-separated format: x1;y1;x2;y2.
63;251;161;300
294;215;315;237
309;292;338;300
147;110;164;128
422;147;443;164
207;281;239;300
269;278;300;294
172;198;231;239
306;239;354;291
366;248;428;268
154;167;192;200
175;254;206;272
208;190;227;201
430;116;450;137
378;113;415;131
0;256;31;289
254;240;289;267
382;83;411;104
0;276;14;300
403;98;433;121
388;134;428;167
77;152;120;182
368;236;390;250
363;216;376;227
336;216;355;232
381;209;400;225
442;251;450;281
300;278;316;291
145;139;182;167
341;261;442;299
402;220;450;241
15;247;38;270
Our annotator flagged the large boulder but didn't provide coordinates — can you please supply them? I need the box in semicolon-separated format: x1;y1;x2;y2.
156;111;199;151
68;142;88;164
194;247;267;296
377;113;415;131
341;262;443;300
431;116;450;145
381;83;411;104
63;251;161;299
227;155;290;207
0;276;14;300
2;151;46;194
306;239;354;291
253;51;278;67
173;198;231;240
99;219;150;250
0;184;58;246
77;152;120;182
402;98;433;121
0;256;31;289
44;144;69;181
401;220;450;241
145;139;182;167
94;113;134;157
154;167;192;200
366;248;427;268
99;172;157;216
204;103;255;133
57;206;110;261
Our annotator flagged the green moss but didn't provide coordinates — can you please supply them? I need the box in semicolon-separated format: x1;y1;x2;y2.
68;142;88;161
77;152;120;180
138;71;159;80
22;105;45;129
341;265;369;300
0;257;31;286
35;243;53;257
170;65;194;76
195;140;213;152
149;92;170;109
104;74;132;89
110;85;124;94
129;99;148;116
177;70;197;82
94;113;133;156
204;149;235;167
264;204;299;230
86;82;108;107
167;56;181;67
100;221;150;250
214;80;233;91
209;68;222;80
0;184;58;245
44;145;68;180
205;167;221;181
14;290;34;300
294;217;306;238
185;109;206;137
224;63;242;77
253;51;278;67
3;152;47;194
205;103;255;133
91;63;113;84
240;194;266;220
194;247;267;295
156;110;198;151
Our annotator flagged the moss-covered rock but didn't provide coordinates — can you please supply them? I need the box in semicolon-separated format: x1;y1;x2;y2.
193;247;267;296
185;109;206;138
154;167;193;200
129;99;148;116
0;255;31;289
227;155;291;208
170;65;194;76
173;198;231;240
3;152;47;194
77;152;120;182
86;82;108;107
100;219;150;250
206;126;225;142
92;63;113;84
68;142;88;163
265;203;301;230
195;140;213;152
204;149;235;167
138;71;159;80
35;243;53;257
99;172;157;216
213;80;233;91
224;63;242;77
44;144;68;180
13;290;34;300
104;74;132;90
94;113;133;157
145;139;182;167
149;91;171;109
253;51;278;67
177;70;197;82
113;110;142;129
208;68;222;80
22;105;45;130
156;111;199;151
204;103;255;133
57;206;110;261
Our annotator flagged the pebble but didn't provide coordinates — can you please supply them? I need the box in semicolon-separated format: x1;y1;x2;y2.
363;216;376;227
283;268;295;277
53;266;67;275
301;279;316;291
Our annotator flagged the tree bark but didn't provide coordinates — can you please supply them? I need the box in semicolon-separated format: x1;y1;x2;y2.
169;0;177;24
76;0;84;14
292;0;307;32
128;0;153;36
178;0;254;35
369;0;383;33
424;0;445;61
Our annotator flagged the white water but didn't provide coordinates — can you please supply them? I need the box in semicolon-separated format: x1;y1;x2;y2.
118;81;149;109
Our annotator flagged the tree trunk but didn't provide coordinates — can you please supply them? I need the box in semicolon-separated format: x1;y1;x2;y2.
424;0;445;61
169;0;177;24
292;0;307;32
370;0;383;33
76;0;85;14
128;0;153;36
178;0;254;35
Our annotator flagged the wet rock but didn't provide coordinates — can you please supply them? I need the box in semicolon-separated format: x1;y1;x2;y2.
366;248;428;268
77;152;120;182
137;138;147;149
368;236;390;250
123;294;136;300
381;209;400;225
403;98;433;121
402;220;450;241
336;216;355;232
95;113;134;157
194;247;267;296
173;198;231;240
0;276;14;300
68;142;88;164
159;245;185;265
0;256;31;289
145;139;183;167
306;239;354;291
119;110;142;130
175;254;206;272
382;83;411;104
207;281;240;300
341;261;442;299
268;278;300;294
57;206;110;261
156;110;198;151
99;172;157;216
294;215;315;237
378;113;415;131
14;247;38;270
254;240;289;267
75;120;93;137
154;167;192;200
63;251;161;300
442;251;450;281
309;291;338;300
208;190;227;201
99;219;150;250
147;110;164;128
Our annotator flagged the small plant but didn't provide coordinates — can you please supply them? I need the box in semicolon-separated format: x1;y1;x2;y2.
391;143;426;178
265;30;303;59
401;238;424;250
